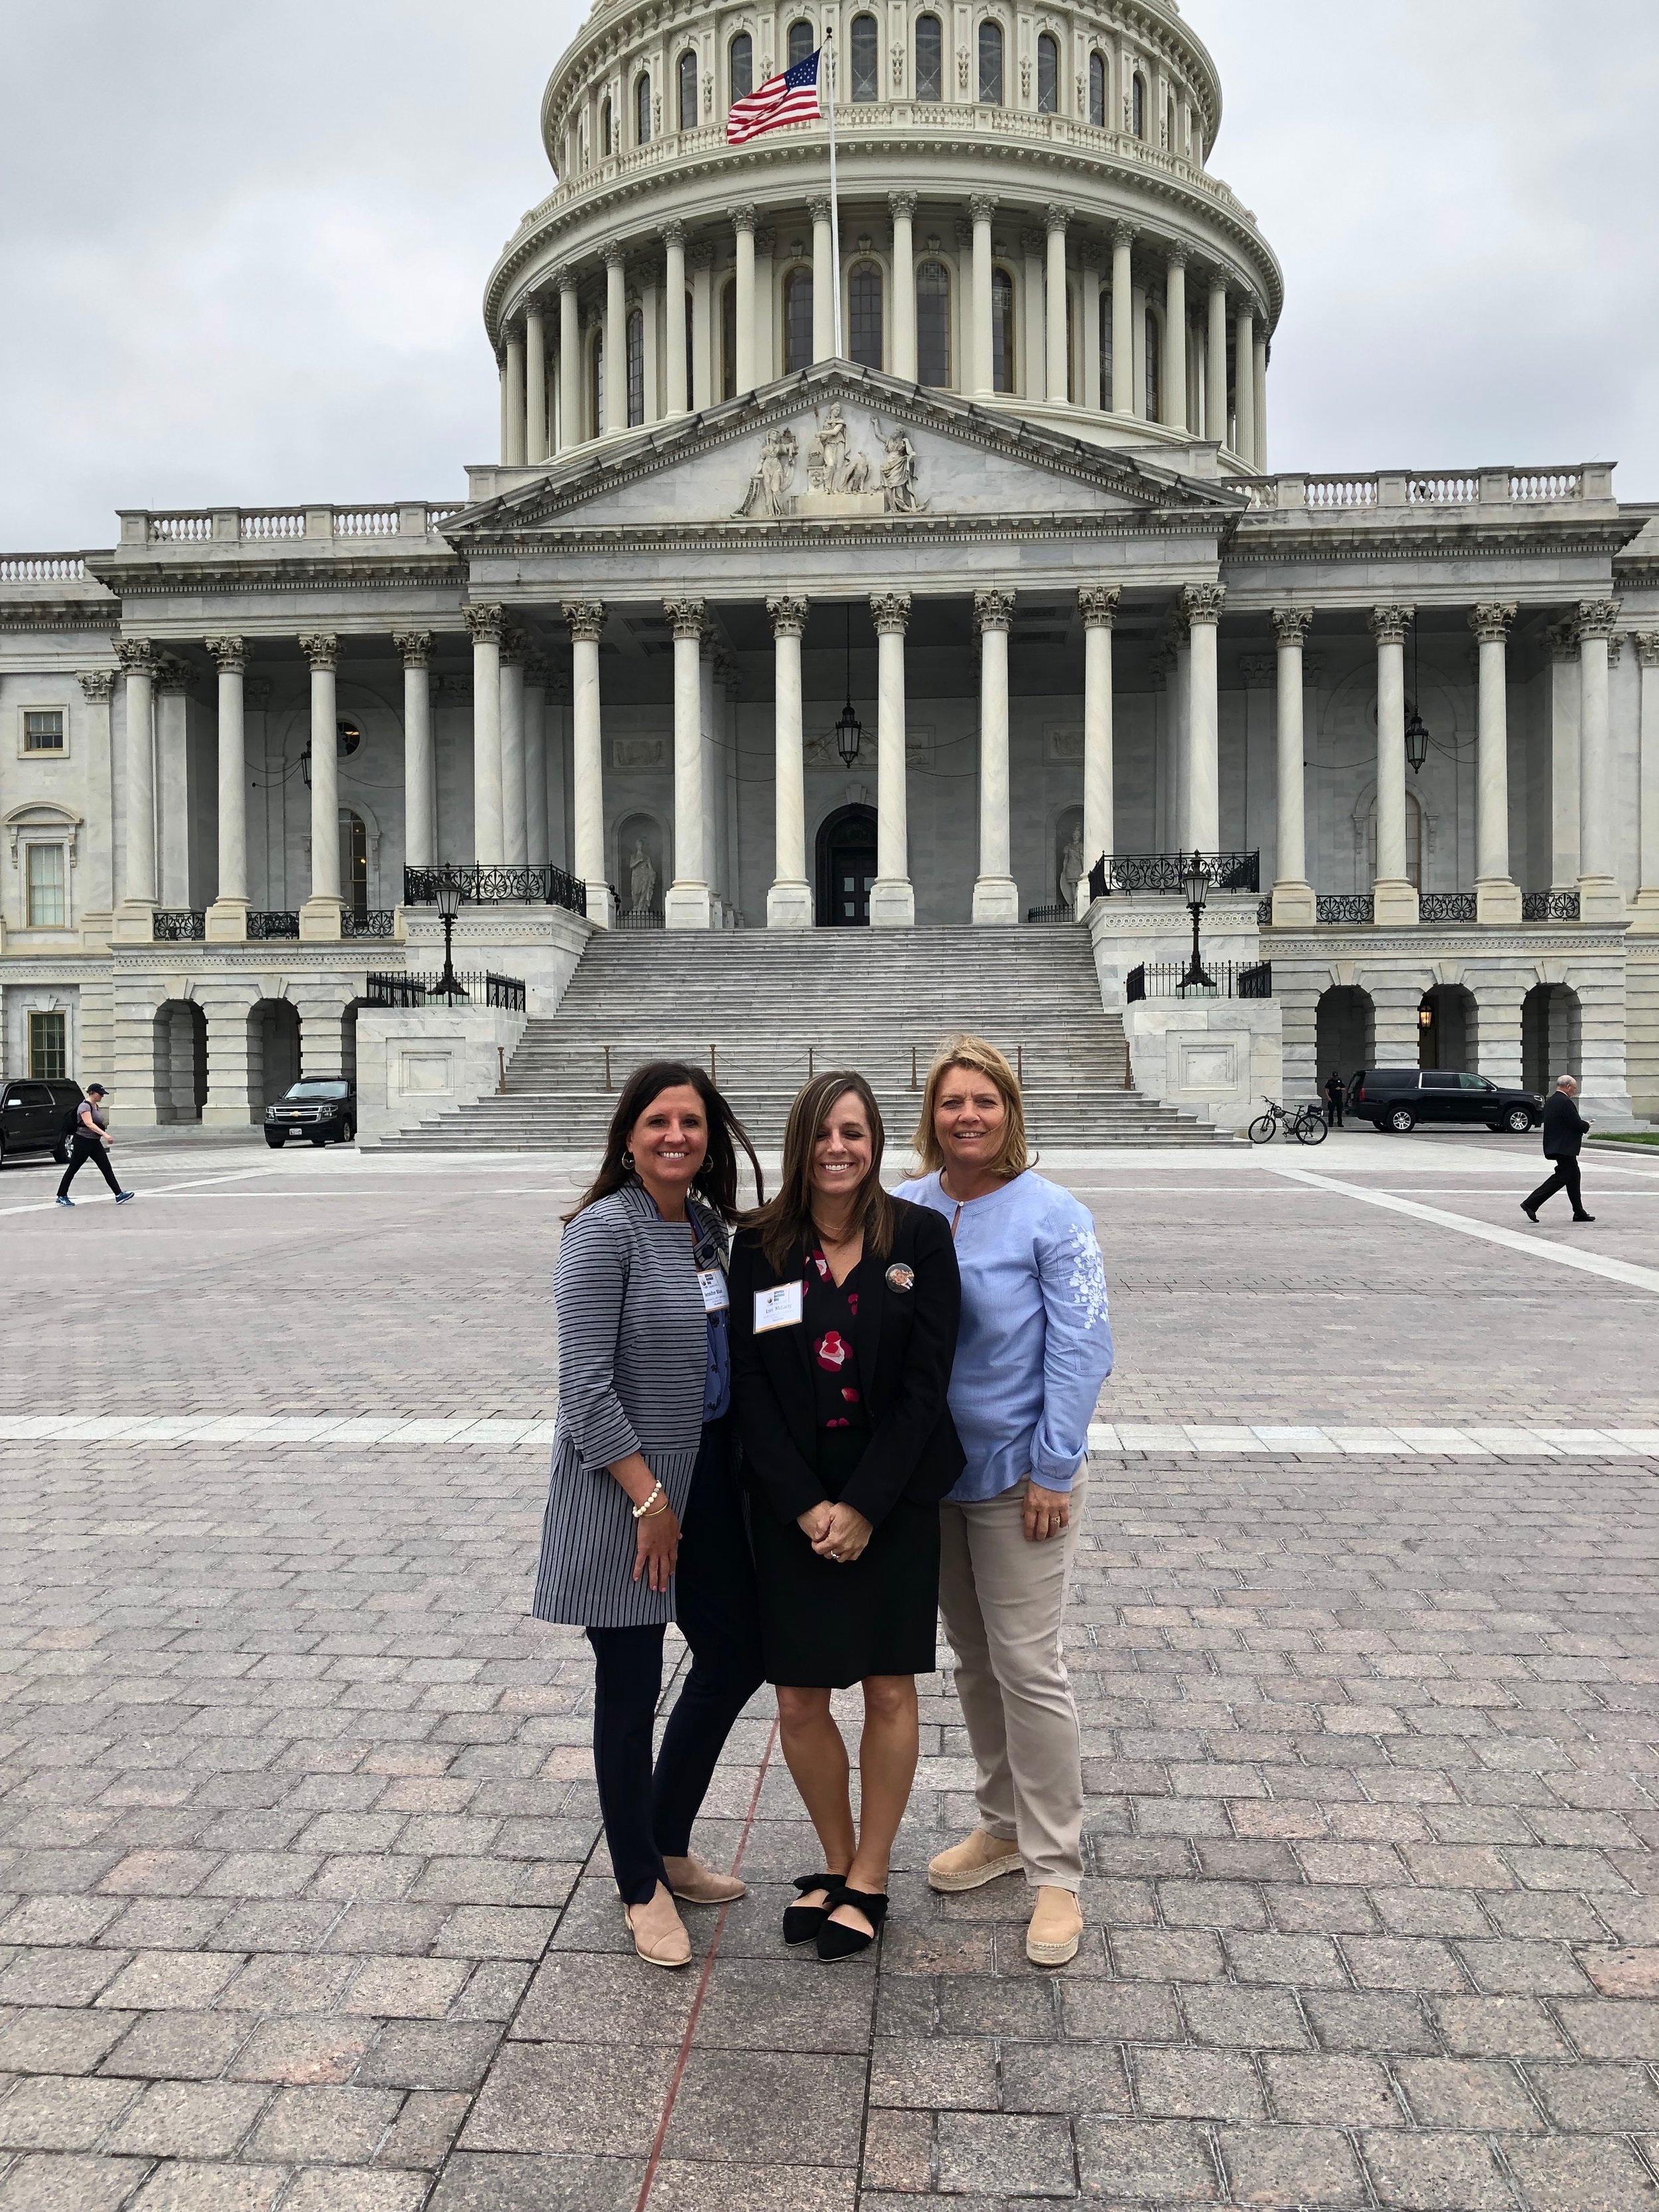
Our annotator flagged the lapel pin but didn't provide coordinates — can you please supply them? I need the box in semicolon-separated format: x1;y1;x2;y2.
885;1263;915;1291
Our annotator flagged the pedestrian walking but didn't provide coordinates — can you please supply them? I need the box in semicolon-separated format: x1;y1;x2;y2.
729;1071;963;1962
1324;1069;1346;1129
532;1061;768;1969
56;1086;135;1207
1522;1074;1594;1224
897;1036;1114;1968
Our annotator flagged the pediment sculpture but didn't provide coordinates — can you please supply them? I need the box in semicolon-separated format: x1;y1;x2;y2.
733;406;929;519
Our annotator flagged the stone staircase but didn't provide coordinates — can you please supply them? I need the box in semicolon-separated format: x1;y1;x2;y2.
379;926;1220;1150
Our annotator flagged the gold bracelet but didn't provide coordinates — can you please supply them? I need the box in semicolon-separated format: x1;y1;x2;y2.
638;1493;672;1520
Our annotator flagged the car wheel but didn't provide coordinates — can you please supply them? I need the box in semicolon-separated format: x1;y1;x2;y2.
1505;1106;1534;1135
342;1122;355;1144
265;1134;285;1149
1387;1106;1416;1134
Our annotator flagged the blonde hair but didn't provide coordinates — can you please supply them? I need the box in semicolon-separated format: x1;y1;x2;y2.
911;1034;1029;1180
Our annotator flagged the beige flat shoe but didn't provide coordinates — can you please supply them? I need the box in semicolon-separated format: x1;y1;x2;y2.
622;1883;693;1968
663;1852;747;1905
1026;1884;1083;1967
927;1828;1023;1893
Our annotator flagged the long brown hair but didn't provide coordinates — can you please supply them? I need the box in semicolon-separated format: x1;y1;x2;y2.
910;1034;1031;1179
567;1059;762;1223
744;1069;894;1272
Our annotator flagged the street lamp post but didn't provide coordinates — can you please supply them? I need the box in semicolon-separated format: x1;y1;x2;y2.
435;865;463;999
1179;849;1215;993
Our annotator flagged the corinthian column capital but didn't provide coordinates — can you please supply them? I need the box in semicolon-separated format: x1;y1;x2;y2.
299;632;339;670
1575;597;1621;642
1469;602;1517;645
1181;581;1225;627
115;636;156;676
463;605;505;647
562;600;607;642
1369;605;1413;647
1269;606;1313;648
77;668;115;701
392;629;433;669
1078;585;1119;629
871;592;912;635
766;594;809;638
664;595;707;639
205;634;246;672
973;587;1014;634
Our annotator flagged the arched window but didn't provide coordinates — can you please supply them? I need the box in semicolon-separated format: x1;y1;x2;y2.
916;259;950;384
991;265;1014;392
977;19;1003;103
1088;51;1106;125
914;12;943;99
1131;70;1145;138
1098;287;1112;409
1164;94;1174;147
590;333;603;439
678;48;698;131
729;31;753;101
634;70;652;145
784;266;814;372
788;17;815;65
600;97;613;157
1036;31;1058;112
849;261;883;368
850;13;879;100
721;280;737;398
626;307;645;425
1143;307;1159;420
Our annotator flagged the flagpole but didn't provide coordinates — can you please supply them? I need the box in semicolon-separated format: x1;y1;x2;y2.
824;28;843;359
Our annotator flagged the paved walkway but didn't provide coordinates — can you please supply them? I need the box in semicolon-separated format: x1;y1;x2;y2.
3;1132;1659;2209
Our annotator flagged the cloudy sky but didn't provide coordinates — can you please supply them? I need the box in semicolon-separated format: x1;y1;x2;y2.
3;0;1655;548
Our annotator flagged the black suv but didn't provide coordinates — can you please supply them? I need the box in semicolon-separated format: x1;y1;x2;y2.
0;1078;84;1167
265;1079;356;1147
1350;1068;1542;1134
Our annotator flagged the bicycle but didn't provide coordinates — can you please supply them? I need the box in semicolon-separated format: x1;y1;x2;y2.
1247;1096;1329;1145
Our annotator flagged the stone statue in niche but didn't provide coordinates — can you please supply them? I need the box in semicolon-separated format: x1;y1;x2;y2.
628;841;659;914
734;426;798;517
875;423;928;513
1058;823;1085;911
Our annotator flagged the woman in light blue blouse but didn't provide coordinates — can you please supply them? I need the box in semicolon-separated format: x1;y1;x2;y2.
896;1035;1113;1968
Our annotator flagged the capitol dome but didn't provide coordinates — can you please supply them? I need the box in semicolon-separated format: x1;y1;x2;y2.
483;0;1281;468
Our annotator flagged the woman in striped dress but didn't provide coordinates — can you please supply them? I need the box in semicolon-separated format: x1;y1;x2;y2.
534;1061;766;1968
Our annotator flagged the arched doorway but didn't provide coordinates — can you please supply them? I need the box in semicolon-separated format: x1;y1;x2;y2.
1315;987;1374;1084
1419;984;1477;1071
816;804;878;927
153;1000;206;1123
250;999;301;1108
1522;983;1581;1094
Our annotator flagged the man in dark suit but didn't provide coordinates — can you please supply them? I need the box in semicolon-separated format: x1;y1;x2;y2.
1522;1074;1594;1224
1323;1070;1346;1129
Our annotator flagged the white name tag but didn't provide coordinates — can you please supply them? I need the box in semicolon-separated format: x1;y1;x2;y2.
697;1266;729;1315
753;1281;804;1332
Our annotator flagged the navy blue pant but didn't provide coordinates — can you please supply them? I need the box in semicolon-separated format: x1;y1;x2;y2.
587;1418;765;1905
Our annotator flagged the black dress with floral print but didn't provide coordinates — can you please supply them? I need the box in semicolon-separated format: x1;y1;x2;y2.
803;1242;871;1436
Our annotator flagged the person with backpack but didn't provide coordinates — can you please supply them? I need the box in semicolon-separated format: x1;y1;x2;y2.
56;1086;135;1207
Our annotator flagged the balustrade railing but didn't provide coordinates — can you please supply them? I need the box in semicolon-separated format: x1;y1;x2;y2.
1418;892;1478;922
111;502;463;551
364;970;526;1011
1087;850;1260;899
1315;894;1375;924
248;910;299;939
342;910;397;938
331;508;399;536
146;514;212;543
1406;475;1479;505
1303;476;1379;510
1024;903;1076;924
403;864;587;916
153;910;205;940
1522;889;1581;921
1510;471;1582;501
240;510;305;540
614;900;664;932
0;552;90;581
1127;960;1273;1001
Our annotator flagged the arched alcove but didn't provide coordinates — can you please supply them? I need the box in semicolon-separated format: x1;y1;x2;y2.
1316;986;1374;1081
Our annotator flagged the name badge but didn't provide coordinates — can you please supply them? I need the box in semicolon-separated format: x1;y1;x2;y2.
754;1281;804;1332
697;1267;730;1315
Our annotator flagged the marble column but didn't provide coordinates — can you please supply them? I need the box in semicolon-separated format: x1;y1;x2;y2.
640;269;661;423
869;593;914;926
1577;597;1624;921
204;635;248;941
602;245;626;433
1269;607;1315;924
1205;281;1227;445
656;226;687;418
1079;255;1101;411
809;196;835;361
524;660;549;869
465;605;504;865
563;600;612;925
1234;301;1256;465
113;640;157;937
526;302;548;462
662;597;712;927
972;587;1018;922
154;662;190;911
1131;283;1147;418
1020;232;1045;398
1370;605;1417;924
1163;251;1187;432
299;632;343;939
753;228;776;384
1173;621;1190;851
890;193;916;380
1634;634;1659;923
504;330;527;465
734;205;757;393
557;268;581;449
970;197;995;396
1253;331;1269;470
689;243;714;408
500;634;528;868
766;595;812;926
393;631;435;873
698;627;719;908
1111;224;1134;415
1471;602;1521;922
1183;582;1222;851
76;669;116;923
1045;205;1070;405
1544;619;1581;891
1079;586;1118;903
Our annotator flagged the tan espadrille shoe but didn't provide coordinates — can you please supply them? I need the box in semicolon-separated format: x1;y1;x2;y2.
663;1852;747;1905
622;1883;693;1968
926;1828;1023;1893
1025;1885;1083;1966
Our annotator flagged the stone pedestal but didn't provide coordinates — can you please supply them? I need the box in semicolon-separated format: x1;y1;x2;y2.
766;880;814;928
869;879;916;928
1372;879;1419;926
299;897;344;942
113;902;157;945
205;899;249;944
1269;881;1317;927
1475;879;1523;924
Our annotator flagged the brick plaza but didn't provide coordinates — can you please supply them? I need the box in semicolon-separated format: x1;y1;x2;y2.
3;1128;1659;2210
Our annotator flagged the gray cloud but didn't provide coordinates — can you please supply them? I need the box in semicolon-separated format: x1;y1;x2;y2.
2;0;1654;550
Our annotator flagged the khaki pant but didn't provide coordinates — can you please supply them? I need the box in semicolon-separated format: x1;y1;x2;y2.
937;1475;1086;1890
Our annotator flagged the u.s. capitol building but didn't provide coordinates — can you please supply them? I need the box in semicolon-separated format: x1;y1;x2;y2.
3;0;1654;1133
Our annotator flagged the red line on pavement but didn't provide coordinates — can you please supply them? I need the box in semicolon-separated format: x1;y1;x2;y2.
634;1716;781;2212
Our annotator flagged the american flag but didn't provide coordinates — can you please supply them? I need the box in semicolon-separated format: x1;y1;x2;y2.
726;48;822;144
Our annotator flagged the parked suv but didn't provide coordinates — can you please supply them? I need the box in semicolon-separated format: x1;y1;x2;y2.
0;1078;84;1167
1350;1068;1542;1134
265;1078;356;1147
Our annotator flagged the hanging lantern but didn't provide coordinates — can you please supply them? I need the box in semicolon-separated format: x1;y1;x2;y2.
835;695;863;767
1404;705;1429;774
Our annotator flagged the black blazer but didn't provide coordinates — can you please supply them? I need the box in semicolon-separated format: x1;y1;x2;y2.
1542;1090;1589;1158
729;1197;965;1530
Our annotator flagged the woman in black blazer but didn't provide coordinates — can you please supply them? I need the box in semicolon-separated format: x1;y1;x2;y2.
730;1069;963;1960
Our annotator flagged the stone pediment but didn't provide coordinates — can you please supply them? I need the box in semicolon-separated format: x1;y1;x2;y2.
445;363;1244;543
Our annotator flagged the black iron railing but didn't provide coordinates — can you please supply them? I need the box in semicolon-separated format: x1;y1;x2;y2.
1126;960;1273;1002
342;910;396;938
1522;889;1581;921
248;910;299;938
153;910;205;940
1419;892;1478;923
403;864;587;916
1087;851;1260;899
364;970;526;1011
614;901;665;932
1025;903;1076;924
1316;894;1375;924
1256;897;1273;926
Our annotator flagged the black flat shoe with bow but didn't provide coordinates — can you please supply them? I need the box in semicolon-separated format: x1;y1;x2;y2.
816;1887;889;1962
783;1873;845;1947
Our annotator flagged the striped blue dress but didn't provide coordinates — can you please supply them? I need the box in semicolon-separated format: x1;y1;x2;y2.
532;1181;721;1629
